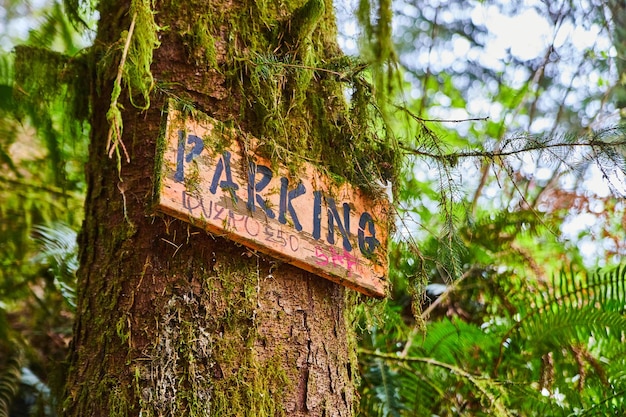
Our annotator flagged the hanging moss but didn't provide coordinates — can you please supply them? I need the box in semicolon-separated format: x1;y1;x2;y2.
149;0;399;194
41;0;401;197
13;45;91;122
113;0;160;111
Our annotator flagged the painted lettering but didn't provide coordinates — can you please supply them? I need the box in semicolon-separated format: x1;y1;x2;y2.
312;190;322;241
186;134;204;162
358;212;380;257
175;132;205;182
326;198;352;252
264;224;287;247
343;249;357;273
175;130;185;182
278;178;305;231
315;246;328;266
313;246;358;275
329;246;344;267
227;211;245;231
213;204;227;221
289;235;299;252
182;191;213;218
209;151;239;203
160;109;389;297
244;216;260;237
247;161;275;218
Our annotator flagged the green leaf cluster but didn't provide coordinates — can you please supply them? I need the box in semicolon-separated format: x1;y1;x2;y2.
0;1;86;414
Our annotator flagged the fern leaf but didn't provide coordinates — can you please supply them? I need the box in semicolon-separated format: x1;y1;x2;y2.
31;223;78;309
0;343;23;417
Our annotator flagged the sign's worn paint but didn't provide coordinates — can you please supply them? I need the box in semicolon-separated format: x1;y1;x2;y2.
155;108;389;297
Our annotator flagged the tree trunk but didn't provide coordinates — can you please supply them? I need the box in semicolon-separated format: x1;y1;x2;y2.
61;0;371;415
607;1;626;120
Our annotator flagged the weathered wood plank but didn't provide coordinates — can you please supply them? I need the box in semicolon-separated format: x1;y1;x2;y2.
155;107;389;297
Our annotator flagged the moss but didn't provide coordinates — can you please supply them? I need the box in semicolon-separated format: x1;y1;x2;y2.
288;0;326;47
98;0;160;168
12;45;91;183
206;259;291;416
108;384;132;417
211;354;290;417
116;314;130;346
92;0;398;191
181;15;219;68
124;0;160;110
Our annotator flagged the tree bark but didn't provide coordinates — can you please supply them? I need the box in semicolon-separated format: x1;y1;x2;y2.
607;1;626;120
62;0;361;415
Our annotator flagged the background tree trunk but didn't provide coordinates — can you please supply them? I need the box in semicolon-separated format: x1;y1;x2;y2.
62;0;364;415
607;1;626;120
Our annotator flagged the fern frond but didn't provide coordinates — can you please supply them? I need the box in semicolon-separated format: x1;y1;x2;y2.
519;306;626;351
362;349;515;417
359;357;405;417
0;340;23;417
31;223;78;309
417;318;495;364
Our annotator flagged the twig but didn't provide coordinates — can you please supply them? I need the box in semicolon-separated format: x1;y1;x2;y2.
395;103;489;123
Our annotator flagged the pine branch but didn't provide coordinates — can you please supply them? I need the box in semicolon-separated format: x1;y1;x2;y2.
401;137;626;161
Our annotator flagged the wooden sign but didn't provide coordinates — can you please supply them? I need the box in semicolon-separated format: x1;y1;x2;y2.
155;107;389;297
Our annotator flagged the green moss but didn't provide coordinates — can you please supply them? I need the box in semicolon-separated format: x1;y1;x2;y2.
116;314;130;346
99;0;160;168
184;161;202;195
289;0;325;46
94;0;398;192
125;0;160;109
211;354;290;417
181;15;219;68
108;384;132;417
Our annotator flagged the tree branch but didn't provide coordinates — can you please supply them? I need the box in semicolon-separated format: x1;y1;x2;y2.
401;138;626;161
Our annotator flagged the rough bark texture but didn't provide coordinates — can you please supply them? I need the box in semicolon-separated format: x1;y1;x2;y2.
62;0;360;416
608;1;626;119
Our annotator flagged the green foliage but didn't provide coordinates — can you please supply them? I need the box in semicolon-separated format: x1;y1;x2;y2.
31;224;78;310
0;339;23;417
0;1;86;415
359;262;626;415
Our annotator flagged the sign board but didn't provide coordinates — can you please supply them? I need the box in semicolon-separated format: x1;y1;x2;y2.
155;107;389;297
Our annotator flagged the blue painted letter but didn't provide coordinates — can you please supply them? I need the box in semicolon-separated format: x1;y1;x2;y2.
278;178;305;231
209;151;239;202
327;198;352;252
247;161;275;218
358;212;379;257
313;191;322;240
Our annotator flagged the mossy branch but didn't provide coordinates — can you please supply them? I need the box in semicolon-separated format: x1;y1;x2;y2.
104;0;160;170
402;130;626;166
106;13;135;165
287;0;325;49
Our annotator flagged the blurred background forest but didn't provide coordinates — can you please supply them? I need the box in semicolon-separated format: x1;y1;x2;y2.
2;0;626;415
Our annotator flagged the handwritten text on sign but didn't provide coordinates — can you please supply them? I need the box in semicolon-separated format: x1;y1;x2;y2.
156;110;389;297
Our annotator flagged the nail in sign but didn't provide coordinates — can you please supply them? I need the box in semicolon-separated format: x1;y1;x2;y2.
155;107;389;297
